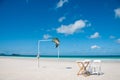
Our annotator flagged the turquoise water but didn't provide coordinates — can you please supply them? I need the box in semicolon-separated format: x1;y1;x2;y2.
40;56;120;62
1;55;120;62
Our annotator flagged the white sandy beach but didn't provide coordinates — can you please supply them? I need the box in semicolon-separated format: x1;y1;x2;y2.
0;57;120;80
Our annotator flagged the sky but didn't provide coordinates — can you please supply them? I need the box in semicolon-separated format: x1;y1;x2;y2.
0;0;120;56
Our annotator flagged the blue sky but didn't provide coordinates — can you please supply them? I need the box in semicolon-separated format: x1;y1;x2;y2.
0;0;120;56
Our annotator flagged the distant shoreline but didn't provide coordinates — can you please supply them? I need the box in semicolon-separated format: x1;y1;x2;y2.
0;54;120;59
0;55;120;63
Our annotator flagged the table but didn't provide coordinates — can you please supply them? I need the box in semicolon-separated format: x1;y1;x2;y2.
76;61;90;76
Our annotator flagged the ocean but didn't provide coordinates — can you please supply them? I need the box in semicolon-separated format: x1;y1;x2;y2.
0;55;120;62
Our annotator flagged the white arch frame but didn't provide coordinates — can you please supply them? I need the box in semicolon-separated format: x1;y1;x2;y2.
37;39;60;67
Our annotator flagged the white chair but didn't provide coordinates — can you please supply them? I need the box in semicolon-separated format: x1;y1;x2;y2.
91;60;101;75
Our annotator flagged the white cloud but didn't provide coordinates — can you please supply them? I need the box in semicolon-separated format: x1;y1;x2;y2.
91;45;100;49
56;0;68;8
43;34;52;39
110;35;115;39
58;16;66;22
90;32;100;39
116;38;120;44
57;20;86;35
114;8;120;18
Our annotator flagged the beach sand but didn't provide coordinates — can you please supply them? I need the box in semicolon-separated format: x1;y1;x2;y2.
0;57;120;80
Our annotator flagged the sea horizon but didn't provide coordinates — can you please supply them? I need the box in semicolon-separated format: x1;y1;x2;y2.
1;54;120;61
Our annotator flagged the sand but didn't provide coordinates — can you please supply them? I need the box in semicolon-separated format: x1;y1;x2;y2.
0;57;120;80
